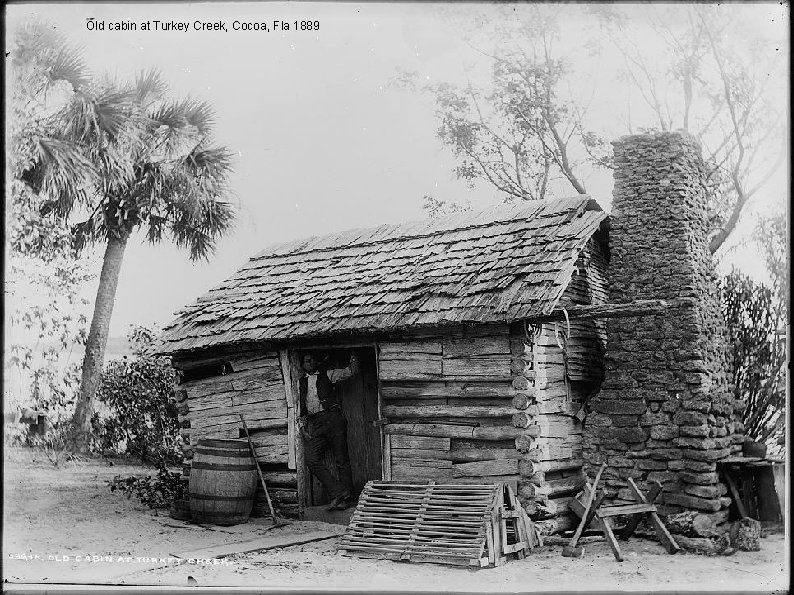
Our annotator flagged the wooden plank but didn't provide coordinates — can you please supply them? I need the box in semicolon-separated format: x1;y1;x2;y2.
450;448;522;463
383;405;515;419
190;402;287;422
386;423;534;440
191;418;288;437
380;383;518;400
453;459;519;478
391;468;453;482
443;355;511;378
279;349;296;470
625;478;679;554
723;471;748;518
621;481;662;540
448;476;519;492
288;349;309;509
378;341;443;358
597;517;624;562
186;390;236;410
443;335;510;357
597;503;657;517
248;432;289;447
229;385;286;406
376;348;390;481
229;357;283;375
391;448;452;461
391;436;451;450
528;298;697;323
378;356;443;381
392;458;453;468
189;408;287;429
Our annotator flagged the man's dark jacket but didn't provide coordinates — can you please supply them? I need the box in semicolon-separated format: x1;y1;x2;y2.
299;369;339;415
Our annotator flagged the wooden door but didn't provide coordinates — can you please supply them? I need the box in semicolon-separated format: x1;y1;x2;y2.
338;347;382;495
300;346;382;505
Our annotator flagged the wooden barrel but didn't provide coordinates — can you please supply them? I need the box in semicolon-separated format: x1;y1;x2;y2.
189;438;258;526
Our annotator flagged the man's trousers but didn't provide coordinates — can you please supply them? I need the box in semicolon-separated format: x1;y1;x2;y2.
302;408;354;500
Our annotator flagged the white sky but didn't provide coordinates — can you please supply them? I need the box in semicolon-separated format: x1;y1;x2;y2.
5;2;789;338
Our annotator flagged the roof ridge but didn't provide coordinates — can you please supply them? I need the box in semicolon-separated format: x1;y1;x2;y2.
251;195;595;262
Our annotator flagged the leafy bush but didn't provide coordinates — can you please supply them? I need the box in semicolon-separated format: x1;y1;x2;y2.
108;467;184;509
93;325;182;466
722;272;786;453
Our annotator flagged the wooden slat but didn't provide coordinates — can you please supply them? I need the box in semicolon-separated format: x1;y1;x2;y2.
340;480;512;567
596;503;657;517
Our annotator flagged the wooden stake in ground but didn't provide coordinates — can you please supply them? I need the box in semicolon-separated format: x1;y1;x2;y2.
239;414;289;528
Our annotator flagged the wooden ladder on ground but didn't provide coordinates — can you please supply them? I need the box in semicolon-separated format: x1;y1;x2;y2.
338;480;541;567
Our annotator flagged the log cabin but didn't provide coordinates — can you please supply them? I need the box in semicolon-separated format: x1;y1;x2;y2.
159;132;742;531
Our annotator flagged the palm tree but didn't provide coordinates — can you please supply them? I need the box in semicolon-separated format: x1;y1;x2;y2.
11;22;236;450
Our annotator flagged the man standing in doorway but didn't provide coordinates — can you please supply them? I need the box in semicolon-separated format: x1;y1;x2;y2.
298;350;359;511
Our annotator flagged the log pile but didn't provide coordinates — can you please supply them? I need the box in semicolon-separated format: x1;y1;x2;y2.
175;349;299;517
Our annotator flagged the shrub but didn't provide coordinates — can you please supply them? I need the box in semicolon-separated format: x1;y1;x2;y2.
108;466;184;509
722;271;786;454
93;325;182;466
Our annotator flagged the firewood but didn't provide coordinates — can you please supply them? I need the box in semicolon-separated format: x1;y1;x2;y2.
674;534;731;555
664;511;718;537
729;517;761;551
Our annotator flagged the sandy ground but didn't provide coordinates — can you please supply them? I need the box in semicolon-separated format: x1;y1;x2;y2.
3;447;789;591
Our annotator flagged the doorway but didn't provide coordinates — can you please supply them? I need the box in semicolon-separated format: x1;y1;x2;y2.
296;346;382;506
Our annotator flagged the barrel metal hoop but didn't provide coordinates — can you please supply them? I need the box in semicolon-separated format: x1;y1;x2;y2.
191;462;257;471
195;447;255;457
197;439;249;449
190;494;256;501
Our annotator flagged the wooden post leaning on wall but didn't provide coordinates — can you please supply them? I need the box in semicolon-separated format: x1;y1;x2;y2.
375;343;392;481
284;349;311;511
278;350;297;470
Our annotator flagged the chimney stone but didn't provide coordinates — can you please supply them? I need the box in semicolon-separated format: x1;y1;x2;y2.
583;132;739;516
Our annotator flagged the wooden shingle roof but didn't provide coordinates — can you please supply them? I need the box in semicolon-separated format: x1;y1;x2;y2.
160;196;606;353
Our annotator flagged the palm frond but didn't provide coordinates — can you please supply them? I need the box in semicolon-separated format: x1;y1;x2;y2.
179;98;215;135
70;216;101;251
11;20;90;92
47;44;90;91
134;68;167;108
93;89;136;141
167;199;235;261
31;137;96;214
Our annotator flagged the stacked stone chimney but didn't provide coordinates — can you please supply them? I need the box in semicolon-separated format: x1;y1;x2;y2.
583;132;742;518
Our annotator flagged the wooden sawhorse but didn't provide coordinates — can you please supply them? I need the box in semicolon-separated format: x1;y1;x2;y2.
569;475;680;562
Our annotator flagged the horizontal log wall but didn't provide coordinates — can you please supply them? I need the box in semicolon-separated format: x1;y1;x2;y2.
511;321;588;531
175;348;299;517
553;237;608;383
515;239;608;532
380;324;529;493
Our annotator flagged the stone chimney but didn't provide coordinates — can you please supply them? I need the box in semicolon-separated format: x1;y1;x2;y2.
583;132;742;518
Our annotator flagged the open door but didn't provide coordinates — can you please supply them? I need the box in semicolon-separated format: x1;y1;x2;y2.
295;346;382;506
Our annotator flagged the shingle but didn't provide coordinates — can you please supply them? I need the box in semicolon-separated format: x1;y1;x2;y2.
159;196;606;353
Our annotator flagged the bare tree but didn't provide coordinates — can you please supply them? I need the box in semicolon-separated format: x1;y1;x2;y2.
599;4;787;254
397;5;608;208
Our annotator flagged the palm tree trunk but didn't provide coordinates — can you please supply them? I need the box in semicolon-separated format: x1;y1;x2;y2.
71;232;129;451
